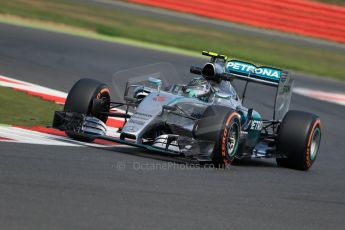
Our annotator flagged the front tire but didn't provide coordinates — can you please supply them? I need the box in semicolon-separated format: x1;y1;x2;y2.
195;106;241;167
276;110;321;170
64;78;110;142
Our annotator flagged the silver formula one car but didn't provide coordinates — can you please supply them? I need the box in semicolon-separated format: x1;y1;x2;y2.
52;51;322;170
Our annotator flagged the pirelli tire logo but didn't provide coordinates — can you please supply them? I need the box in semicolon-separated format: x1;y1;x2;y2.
221;113;240;164
96;88;110;99
221;128;228;157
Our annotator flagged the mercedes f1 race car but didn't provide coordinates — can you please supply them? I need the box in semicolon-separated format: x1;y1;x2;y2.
52;51;322;170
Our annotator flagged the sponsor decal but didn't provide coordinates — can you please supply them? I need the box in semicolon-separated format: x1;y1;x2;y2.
128;112;152;127
249;120;263;131
131;113;152;120
153;95;166;102
134;112;152;118
221;127;227;156
127;119;145;126
227;61;281;81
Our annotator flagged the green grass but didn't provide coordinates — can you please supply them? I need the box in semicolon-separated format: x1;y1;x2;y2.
0;87;62;126
0;0;344;81
313;0;345;5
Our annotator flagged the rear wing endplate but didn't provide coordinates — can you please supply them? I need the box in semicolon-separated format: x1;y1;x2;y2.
274;72;294;120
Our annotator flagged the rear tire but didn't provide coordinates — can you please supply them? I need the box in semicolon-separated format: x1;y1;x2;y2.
195;106;241;167
64;78;110;142
276;110;321;170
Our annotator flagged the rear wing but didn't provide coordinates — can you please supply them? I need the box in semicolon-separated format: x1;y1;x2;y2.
195;51;294;120
226;60;282;87
226;60;294;120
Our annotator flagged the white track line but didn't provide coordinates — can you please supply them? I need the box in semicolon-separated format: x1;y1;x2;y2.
0;75;126;146
0;126;122;147
0;75;67;101
294;87;345;106
0;126;82;146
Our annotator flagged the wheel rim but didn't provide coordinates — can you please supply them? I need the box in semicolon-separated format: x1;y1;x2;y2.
95;89;110;122
226;123;239;157
310;127;321;161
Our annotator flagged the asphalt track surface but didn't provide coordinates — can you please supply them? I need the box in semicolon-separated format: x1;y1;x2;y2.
1;23;345;230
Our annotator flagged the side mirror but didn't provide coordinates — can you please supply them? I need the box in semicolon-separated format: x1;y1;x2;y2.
190;66;202;75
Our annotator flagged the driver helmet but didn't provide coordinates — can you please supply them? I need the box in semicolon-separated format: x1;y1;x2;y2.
184;77;211;100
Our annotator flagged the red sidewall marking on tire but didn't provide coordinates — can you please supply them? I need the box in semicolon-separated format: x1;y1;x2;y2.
221;113;240;164
305;119;321;168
